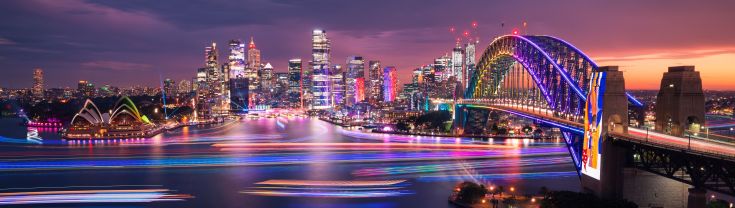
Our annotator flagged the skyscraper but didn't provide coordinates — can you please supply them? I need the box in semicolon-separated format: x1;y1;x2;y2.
330;65;345;108
464;42;477;86
288;58;303;108
163;78;177;99
368;60;383;105
311;29;331;109
383;66;397;103
260;63;274;91
77;80;95;98
434;55;451;82
32;68;44;101
229;77;249;113
451;43;464;81
246;37;261;91
345;56;365;107
247;37;261;70
228;39;246;78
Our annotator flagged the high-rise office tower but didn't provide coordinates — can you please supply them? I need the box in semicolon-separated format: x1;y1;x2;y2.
32;68;44;101
247;37;261;70
288;58;303;108
163;78;177;99
311;29;331;109
228;39;246;78
330;65;345;108
77;80;95;98
383;66;397;103
434;55;451;82
368;60;383;105
345;56;365;107
260;63;274;91
246;37;261;91
464;41;477;86
229;77;249;113
451;43;464;81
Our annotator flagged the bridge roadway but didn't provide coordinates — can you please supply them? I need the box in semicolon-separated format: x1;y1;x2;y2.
459;100;735;161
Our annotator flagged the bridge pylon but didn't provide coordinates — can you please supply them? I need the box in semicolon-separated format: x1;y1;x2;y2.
654;66;705;137
580;66;629;199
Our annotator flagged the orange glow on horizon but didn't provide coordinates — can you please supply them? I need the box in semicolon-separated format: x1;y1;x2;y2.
594;48;735;90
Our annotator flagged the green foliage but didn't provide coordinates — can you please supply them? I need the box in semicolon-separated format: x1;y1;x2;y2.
415;111;451;130
708;199;730;208
454;182;488;205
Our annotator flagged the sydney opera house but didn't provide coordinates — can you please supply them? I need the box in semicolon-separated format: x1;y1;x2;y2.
63;97;162;139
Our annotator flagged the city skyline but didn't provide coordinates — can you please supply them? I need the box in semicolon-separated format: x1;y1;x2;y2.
1;0;735;90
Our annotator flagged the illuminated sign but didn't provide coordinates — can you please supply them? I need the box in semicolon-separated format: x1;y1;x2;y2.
582;71;606;180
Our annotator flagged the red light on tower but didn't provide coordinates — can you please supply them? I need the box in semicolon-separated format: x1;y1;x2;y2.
512;28;519;35
471;21;478;28
449;27;455;33
463;30;470;37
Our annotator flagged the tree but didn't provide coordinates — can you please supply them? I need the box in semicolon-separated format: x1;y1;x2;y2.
396;120;411;132
415;111;451;130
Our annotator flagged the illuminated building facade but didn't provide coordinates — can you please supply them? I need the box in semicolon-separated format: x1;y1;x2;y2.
451;43;464;81
77;80;95;98
65;97;159;139
229;77;249;113
330;65;345;108
463;41;476;86
311;29;331;109
383;66;397;103
228;39;246;78
288;58;303;108
260;63;274;91
246;37;261;90
32;68;44;101
345;56;365;107
163;78;177;99
368;60;383;105
434;55;450;81
178;79;192;95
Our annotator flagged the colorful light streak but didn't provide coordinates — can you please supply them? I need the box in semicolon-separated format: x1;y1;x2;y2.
240;190;412;198
255;179;406;187
0;188;191;205
0;147;567;171
242;179;412;198
353;157;571;177
213;142;517;150
417;171;578;182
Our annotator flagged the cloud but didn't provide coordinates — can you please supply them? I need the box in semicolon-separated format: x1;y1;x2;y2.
594;48;735;62
81;61;152;71
0;37;16;45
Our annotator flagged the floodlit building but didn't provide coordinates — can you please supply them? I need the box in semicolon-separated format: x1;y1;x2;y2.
451;43;464;81
229;77;249;113
288;58;303;108
383;66;397;103
345;56;365;107
330;65;345;108
368;60;383;105
246;37;261;91
32;68;44;101
228;39;246;78
311;29;331;109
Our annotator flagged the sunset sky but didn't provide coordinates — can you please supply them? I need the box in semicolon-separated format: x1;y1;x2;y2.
1;0;734;90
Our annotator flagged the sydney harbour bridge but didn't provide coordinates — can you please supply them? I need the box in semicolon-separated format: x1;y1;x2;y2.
453;34;735;207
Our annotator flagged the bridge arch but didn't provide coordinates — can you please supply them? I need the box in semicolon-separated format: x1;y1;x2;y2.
467;35;600;123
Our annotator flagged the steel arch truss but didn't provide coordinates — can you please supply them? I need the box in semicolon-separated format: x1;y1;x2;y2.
621;140;735;195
